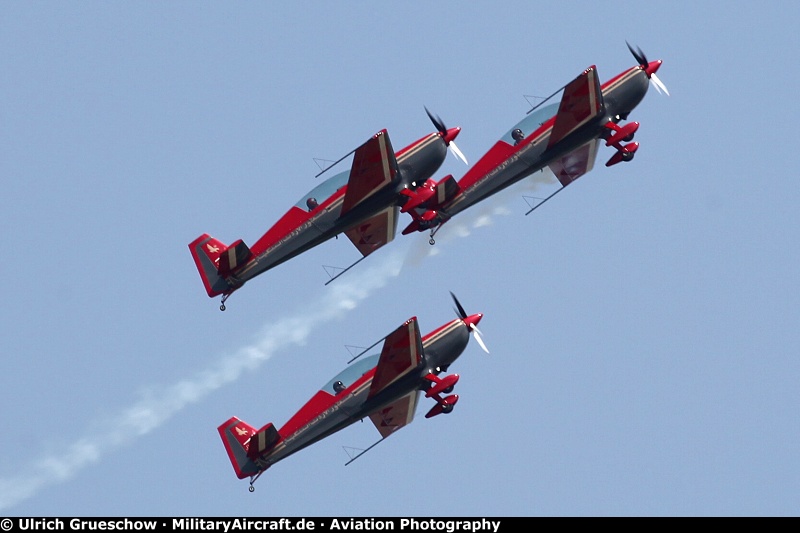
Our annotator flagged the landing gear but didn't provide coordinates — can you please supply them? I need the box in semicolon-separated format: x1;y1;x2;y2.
428;223;444;246
220;293;231;312
248;470;264;492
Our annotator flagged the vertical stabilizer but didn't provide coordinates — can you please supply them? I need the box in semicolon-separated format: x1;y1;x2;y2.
188;234;232;297
217;417;262;480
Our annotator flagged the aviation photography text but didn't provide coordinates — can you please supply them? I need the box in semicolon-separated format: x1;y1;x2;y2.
6;518;504;533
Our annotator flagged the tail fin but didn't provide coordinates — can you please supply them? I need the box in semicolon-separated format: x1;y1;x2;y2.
217;417;280;480
188;234;235;297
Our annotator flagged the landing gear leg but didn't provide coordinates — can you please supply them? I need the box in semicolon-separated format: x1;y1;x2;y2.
220;293;230;312
248;470;263;492
428;224;443;246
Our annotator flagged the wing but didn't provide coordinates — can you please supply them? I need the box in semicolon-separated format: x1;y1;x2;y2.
548;139;601;187
343;205;399;257
341;129;399;215
368;391;420;438
368;317;423;399
547;66;604;148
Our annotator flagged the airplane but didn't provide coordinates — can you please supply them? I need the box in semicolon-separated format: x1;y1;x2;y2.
399;43;668;244
189;110;468;310
218;292;488;492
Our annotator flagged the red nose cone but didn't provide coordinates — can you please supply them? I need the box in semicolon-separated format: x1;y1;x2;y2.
645;59;662;78
443;126;461;145
463;312;483;329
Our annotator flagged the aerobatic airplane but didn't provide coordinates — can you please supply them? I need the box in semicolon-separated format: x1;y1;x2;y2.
218;293;488;492
189;110;467;310
400;43;668;244
191;44;665;309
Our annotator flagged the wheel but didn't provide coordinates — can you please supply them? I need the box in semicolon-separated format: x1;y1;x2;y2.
220;304;226;311
443;385;454;393
622;151;635;162
249;485;255;493
441;404;454;414
623;133;635;142
429;238;435;245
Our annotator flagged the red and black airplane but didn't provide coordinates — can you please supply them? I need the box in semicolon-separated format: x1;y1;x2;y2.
190;45;665;309
400;43;668;244
218;293;487;492
189;111;467;310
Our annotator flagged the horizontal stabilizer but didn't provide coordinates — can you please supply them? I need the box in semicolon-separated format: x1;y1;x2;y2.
401;175;460;213
217;239;253;277
246;423;281;459
433;174;460;206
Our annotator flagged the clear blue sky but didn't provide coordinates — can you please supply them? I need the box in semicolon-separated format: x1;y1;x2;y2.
2;1;799;517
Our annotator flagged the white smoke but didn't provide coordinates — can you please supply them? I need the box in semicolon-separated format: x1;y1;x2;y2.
0;250;404;511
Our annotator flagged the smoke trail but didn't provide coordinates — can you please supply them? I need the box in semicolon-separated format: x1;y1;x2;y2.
0;249;405;511
0;170;561;510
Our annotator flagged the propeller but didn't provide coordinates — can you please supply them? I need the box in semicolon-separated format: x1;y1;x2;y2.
626;41;669;96
450;291;489;354
425;106;469;165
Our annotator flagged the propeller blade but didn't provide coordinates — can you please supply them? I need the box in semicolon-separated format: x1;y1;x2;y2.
470;325;490;354
626;41;647;67
448;141;469;165
450;291;467;319
425;106;446;134
650;72;670;96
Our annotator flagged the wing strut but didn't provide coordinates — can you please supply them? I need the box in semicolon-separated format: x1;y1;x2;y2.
346;330;394;364
343;436;389;466
323;255;369;286
314;148;358;178
524;186;566;216
525;80;571;115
